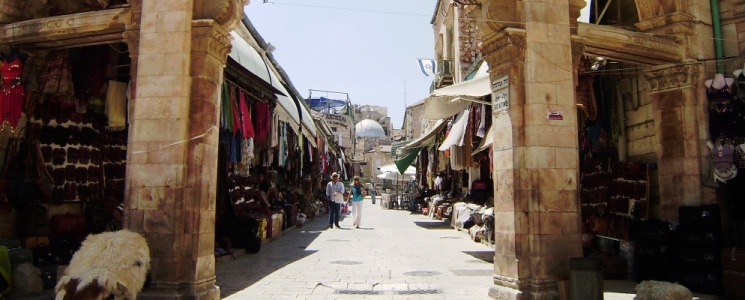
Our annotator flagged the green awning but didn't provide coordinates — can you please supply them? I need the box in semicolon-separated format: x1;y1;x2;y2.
394;147;420;175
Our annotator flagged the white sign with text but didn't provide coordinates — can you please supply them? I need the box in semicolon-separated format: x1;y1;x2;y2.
492;76;510;113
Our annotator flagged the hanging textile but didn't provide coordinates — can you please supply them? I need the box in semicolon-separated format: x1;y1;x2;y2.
230;87;241;135
477;104;486;138
271;113;279;148
253;102;271;144
279;122;287;166
38;50;74;96
238;90;255;138
239;138;254;177
220;131;237;164
221;82;233;132
106;80;128;130
72;45;111;103
1;54;25;130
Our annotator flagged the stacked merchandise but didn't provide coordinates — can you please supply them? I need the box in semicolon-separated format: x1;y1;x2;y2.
721;247;745;299
667;205;723;295
634;219;674;281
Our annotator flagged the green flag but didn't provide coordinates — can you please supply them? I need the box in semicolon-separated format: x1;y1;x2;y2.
394;147;420;175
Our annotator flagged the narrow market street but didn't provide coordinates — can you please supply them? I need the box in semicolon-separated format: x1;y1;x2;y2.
216;196;496;299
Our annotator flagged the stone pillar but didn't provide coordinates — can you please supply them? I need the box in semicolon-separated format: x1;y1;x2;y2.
124;0;232;299
644;64;710;221
478;0;582;298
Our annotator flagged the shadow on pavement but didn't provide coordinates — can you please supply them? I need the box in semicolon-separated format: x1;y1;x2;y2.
462;250;495;263
414;220;452;230
216;216;328;298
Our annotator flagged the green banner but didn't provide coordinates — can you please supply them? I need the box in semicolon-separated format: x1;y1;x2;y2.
394;147;420;175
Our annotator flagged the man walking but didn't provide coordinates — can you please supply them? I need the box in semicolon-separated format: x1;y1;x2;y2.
326;172;344;229
370;183;377;205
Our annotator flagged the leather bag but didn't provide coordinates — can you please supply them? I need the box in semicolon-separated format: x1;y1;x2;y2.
49;213;87;236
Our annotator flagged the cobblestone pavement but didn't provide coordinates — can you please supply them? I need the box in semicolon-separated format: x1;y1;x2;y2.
215;198;714;300
216;196;496;299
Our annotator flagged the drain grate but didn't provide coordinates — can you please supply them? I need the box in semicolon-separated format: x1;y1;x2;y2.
440;236;462;239
330;260;363;265
396;289;443;295
403;271;440;276
335;290;383;295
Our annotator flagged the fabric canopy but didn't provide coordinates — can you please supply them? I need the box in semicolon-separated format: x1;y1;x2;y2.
401;119;447;151
394;147;420;175
438;109;469;151
229;32;271;84
422;96;472;120
378;164;415;176
421;62;491;120
473;124;493;155
298;102;317;138
265;64;301;129
377;172;413;181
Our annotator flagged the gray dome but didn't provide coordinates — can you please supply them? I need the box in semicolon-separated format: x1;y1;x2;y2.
355;119;386;138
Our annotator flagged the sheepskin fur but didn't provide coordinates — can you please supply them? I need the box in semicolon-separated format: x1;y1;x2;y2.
55;230;150;300
635;280;693;300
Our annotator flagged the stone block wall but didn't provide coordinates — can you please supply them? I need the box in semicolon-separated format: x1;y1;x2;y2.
459;7;482;78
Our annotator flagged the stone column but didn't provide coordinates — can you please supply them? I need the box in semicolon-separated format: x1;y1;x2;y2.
644;64;710;221
124;0;232;299
478;0;582;298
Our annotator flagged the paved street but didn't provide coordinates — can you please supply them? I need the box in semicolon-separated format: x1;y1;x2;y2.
216;196;496;299
214;197;721;300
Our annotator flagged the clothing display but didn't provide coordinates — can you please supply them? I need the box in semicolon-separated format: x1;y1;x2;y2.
1;55;25;129
105;81;127;131
238;90;255;139
706;82;734;141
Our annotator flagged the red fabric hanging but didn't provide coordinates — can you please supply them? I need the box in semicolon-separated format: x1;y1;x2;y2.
253;102;270;144
230;86;241;135
1;57;25;129
238;90;255;138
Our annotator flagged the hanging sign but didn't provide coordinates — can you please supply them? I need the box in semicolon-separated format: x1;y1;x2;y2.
546;109;564;120
492;76;510;113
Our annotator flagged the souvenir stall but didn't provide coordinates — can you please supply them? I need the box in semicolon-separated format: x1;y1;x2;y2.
573;56;736;295
0;43;132;290
214;77;294;254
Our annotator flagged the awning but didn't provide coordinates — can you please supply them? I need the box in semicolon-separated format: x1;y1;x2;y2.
265;66;301;131
298;102;318;138
472;124;493;155
422;96;471;120
394;147;420;175
422;62;491;120
401;119;447;151
438;109;469;151
228;32;284;96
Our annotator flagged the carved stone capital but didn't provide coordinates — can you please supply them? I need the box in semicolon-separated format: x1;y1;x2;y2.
122;28;140;58
644;62;699;92
191;20;232;65
193;0;250;31
481;28;526;68
571;38;586;67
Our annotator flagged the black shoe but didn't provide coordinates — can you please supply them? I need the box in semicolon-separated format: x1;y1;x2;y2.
328;224;333;229
335;224;341;228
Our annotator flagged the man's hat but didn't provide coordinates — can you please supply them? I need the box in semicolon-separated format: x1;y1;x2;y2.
331;172;339;178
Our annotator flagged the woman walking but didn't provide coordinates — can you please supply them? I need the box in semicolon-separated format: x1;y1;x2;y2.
350;176;364;228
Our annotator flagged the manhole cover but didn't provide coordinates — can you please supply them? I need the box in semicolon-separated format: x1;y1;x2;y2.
330;260;363;265
396;289;442;295
440;236;462;239
450;269;493;276
326;239;350;242
403;271;440;276
335;290;383;295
